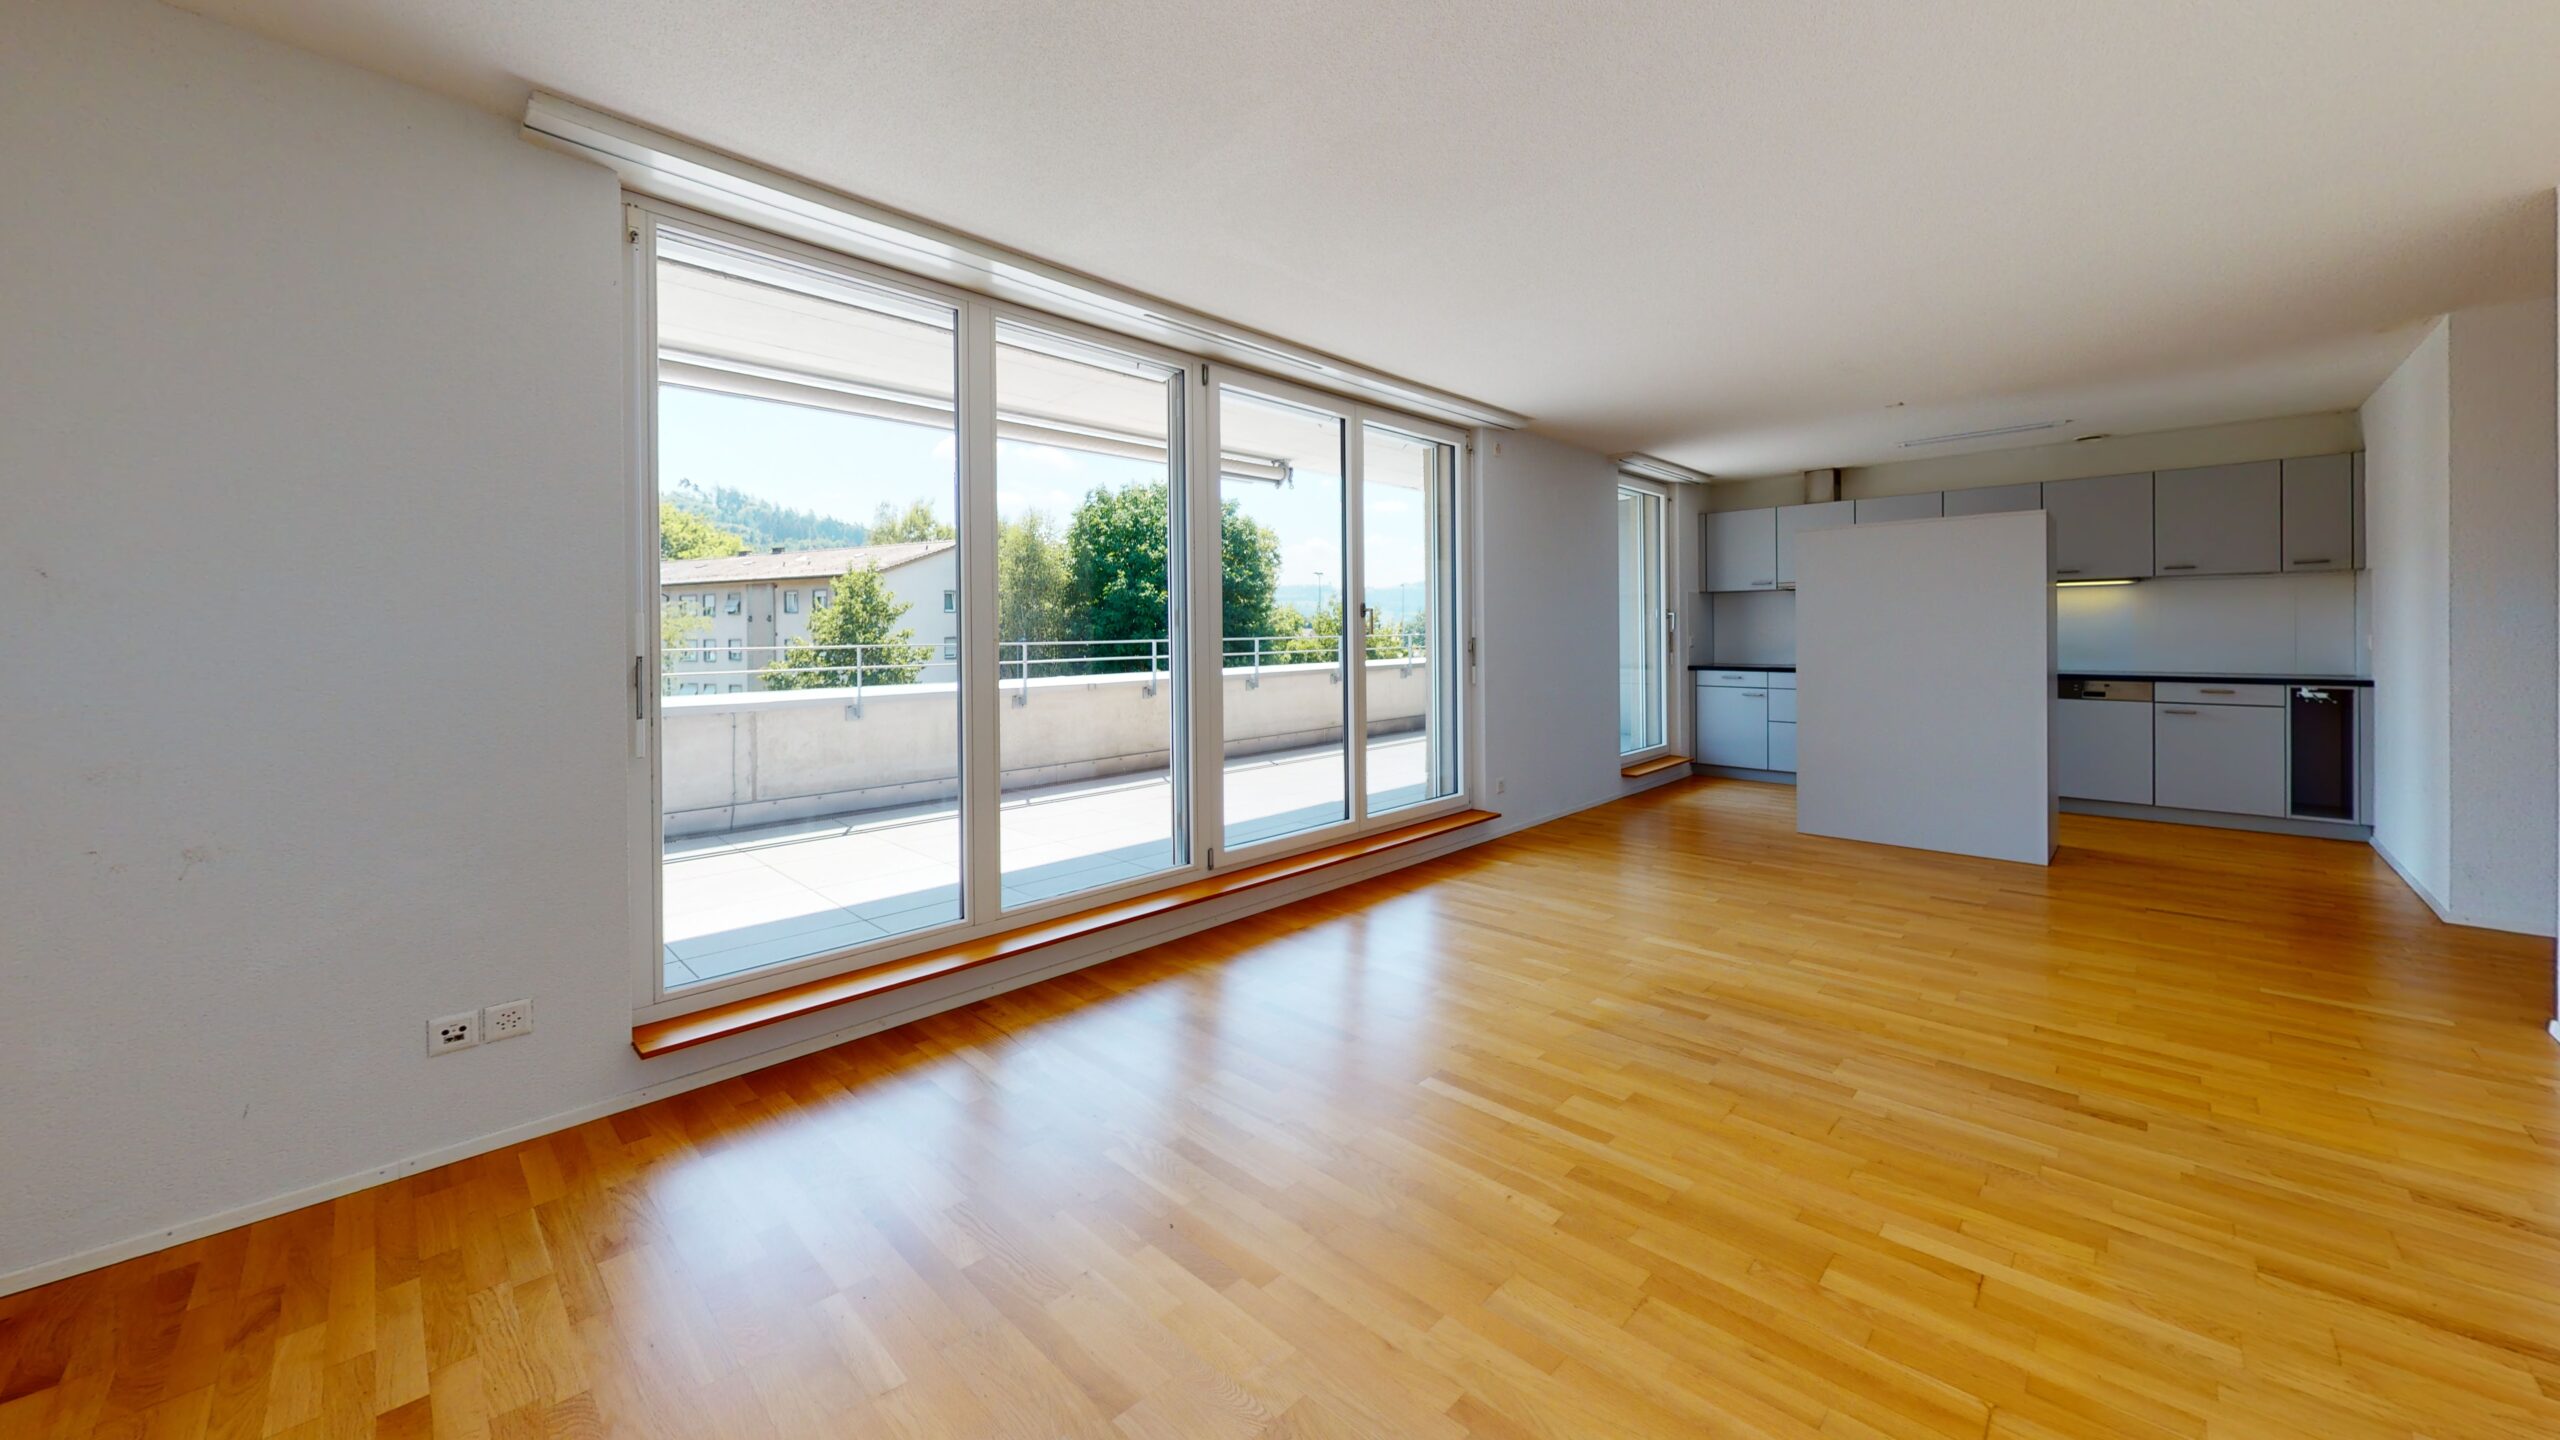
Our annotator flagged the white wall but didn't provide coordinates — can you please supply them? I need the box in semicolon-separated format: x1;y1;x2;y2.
1794;513;2055;865
2362;299;2559;937
1474;431;1636;829
2446;298;2558;936
0;0;1647;1288
0;0;627;1278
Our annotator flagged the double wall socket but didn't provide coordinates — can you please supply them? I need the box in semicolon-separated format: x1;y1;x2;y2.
427;999;534;1055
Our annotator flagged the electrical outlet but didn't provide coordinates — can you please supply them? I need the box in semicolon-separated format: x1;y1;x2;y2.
485;998;533;1042
427;1009;481;1055
1495;778;1507;795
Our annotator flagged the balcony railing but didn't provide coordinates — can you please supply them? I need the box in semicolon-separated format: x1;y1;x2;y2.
662;634;1429;702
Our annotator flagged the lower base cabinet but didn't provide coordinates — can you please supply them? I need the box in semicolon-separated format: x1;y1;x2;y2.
1698;682;1770;769
1767;720;1797;773
2154;701;2285;817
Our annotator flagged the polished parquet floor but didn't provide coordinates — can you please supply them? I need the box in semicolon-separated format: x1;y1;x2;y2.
9;779;2560;1439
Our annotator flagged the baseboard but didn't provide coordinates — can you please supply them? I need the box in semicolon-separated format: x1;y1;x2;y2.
2;818;1516;1299
2369;836;2456;925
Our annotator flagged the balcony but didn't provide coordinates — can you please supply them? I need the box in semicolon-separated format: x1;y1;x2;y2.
659;639;1439;990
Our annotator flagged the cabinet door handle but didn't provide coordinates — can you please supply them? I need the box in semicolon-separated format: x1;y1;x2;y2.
2055;568;2083;575
2201;688;2235;695
1743;691;1766;698
1750;580;1775;588
2161;708;2200;715
2292;557;2332;565
2161;563;2197;571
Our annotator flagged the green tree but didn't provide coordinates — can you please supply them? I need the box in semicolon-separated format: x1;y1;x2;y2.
868;497;956;544
1065;483;1173;672
997;511;1074;671
1219;499;1283;647
1049;480;1282;673
661;503;748;560
761;567;931;688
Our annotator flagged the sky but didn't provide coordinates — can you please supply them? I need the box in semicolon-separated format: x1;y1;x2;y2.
658;385;1429;601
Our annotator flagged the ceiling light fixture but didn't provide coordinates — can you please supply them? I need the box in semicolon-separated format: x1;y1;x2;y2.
1898;420;2071;449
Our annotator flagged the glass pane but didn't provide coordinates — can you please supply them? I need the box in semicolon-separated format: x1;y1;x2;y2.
653;230;963;990
1220;388;1349;848
1361;424;1456;814
1617;487;1665;754
994;324;1185;906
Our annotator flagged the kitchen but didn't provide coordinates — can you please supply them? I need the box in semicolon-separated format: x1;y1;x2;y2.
1691;451;2373;840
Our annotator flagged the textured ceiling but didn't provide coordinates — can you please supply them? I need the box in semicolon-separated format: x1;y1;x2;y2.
175;0;2560;475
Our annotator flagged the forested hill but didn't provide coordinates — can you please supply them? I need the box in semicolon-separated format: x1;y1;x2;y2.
667;478;868;551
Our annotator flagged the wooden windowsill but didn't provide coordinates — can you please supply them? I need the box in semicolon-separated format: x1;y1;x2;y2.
1620;754;1692;779
632;808;1500;1058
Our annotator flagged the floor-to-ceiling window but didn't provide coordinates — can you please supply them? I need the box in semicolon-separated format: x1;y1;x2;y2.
651;224;965;989
636;207;1473;1008
1617;481;1668;755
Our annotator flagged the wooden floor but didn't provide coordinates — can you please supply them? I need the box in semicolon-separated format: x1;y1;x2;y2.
9;779;2560;1439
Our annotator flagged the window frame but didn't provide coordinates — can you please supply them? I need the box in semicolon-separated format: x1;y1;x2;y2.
627;197;1474;1023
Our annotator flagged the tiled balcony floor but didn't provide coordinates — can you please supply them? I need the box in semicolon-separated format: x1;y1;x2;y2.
661;736;1431;989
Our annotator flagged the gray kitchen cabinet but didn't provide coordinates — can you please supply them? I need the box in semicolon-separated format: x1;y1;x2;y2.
1854;491;1943;524
2044;472;2153;578
1775;500;1853;588
2057;699;2153;803
1943;482;2042;517
1697;681;1770;768
2154;701;2285;817
1705;507;1779;593
2281;454;2354;572
1766;721;1797;773
2154;461;2281;576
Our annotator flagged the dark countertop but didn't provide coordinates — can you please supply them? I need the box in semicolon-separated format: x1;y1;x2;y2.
1693;662;2371;687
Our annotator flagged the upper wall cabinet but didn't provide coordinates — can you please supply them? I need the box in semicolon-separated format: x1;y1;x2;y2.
2154;461;2281;576
2045;472;2154;579
2281;454;2354;573
1943;482;2042;517
1775;500;1853;588
1705;507;1778;592
1854;492;1943;524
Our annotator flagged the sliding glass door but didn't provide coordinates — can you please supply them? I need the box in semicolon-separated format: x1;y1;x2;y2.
651;225;965;991
636;205;1471;1009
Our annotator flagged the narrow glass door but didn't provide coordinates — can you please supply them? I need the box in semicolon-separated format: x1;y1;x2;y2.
1217;387;1351;849
1617;484;1667;755
1359;423;1459;813
993;322;1187;905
